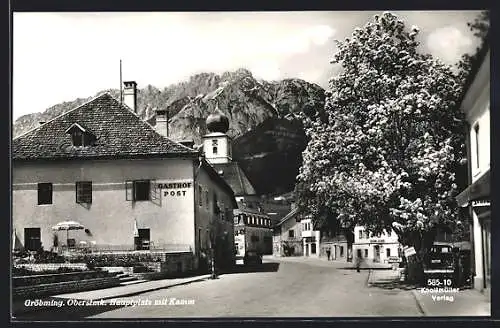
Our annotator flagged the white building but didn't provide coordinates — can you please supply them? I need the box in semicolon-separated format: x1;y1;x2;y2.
352;226;400;265
300;218;321;257
455;47;490;294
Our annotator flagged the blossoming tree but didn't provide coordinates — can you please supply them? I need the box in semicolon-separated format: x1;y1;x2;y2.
296;12;468;264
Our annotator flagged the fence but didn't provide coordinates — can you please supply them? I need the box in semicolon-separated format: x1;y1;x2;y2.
60;243;193;256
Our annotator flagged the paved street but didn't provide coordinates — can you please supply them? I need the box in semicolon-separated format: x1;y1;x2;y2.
92;258;422;318
17;257;424;320
16;256;490;320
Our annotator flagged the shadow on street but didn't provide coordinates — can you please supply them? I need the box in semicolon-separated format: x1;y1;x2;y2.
369;279;418;291
221;262;280;275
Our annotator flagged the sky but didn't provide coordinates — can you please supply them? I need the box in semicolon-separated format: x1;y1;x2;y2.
12;11;483;121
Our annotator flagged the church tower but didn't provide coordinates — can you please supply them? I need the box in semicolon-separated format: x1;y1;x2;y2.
202;108;232;164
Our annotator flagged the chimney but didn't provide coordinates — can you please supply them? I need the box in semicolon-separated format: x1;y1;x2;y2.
154;108;169;138
123;81;137;113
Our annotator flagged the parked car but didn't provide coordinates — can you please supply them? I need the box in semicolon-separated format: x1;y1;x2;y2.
243;251;262;266
423;242;456;285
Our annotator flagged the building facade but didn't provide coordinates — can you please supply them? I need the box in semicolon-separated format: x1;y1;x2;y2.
320;235;349;262
12;87;236;271
198;109;275;258
456;48;490;294
300;218;321;257
352;226;400;265
272;208;303;256
234;209;273;256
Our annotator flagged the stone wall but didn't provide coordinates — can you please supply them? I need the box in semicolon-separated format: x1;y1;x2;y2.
142;252;195;273
13;271;111;288
12;277;120;300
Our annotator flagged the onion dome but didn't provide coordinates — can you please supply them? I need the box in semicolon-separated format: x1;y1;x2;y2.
206;110;229;133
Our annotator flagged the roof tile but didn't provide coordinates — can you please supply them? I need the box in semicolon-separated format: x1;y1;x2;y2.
13;93;198;161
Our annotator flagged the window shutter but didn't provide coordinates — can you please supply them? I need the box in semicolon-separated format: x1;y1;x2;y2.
125;181;134;201
150;179;161;206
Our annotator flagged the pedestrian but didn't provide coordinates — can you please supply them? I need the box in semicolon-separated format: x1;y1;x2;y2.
326;249;331;261
356;255;362;272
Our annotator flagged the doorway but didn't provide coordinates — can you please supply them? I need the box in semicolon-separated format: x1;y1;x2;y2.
24;228;41;251
374;245;380;263
482;218;491;289
134;228;150;250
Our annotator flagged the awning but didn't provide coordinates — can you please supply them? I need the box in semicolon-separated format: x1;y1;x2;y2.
456;169;490;207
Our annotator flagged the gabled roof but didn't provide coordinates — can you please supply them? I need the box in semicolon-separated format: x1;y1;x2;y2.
234;207;270;218
212;162;256;196
65;122;90;134
276;207;300;227
13;93;199;161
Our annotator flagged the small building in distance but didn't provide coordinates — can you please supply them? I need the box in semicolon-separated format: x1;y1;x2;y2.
272;206;303;257
352;226;400;266
234;208;273;256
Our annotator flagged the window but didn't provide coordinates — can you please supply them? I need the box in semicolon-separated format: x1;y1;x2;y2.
205;190;209;209
288;229;295;238
72;130;83;146
251;235;259;242
386;248;391;257
76;181;92;203
37;183;53;205
65;123;96;147
474;123;480;168
364;249;368;257
213;192;219;213
126;180;151;201
212;139;218;155
24;228;41;251
358;230;363;240
340;246;344;257
198;185;203;206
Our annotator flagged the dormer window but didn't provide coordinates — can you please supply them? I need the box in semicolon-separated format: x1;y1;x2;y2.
65;123;96;147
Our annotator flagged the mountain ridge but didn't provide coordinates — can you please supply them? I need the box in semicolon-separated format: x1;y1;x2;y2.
13;69;326;195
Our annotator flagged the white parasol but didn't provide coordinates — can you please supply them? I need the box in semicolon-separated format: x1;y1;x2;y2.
52;221;85;246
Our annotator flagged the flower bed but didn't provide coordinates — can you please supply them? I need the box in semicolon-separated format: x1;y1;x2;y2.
13;263;88;275
67;253;164;268
13;250;66;264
